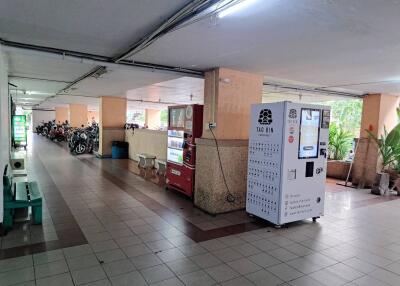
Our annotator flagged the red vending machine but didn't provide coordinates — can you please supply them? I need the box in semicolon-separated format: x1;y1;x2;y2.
166;104;203;198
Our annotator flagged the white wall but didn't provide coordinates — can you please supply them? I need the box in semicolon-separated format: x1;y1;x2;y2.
0;45;10;223
125;129;167;161
32;110;55;130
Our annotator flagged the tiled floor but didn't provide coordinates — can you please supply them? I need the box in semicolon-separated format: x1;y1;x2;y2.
2;134;400;285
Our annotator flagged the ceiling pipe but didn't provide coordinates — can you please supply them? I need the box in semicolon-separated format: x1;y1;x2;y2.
1;43;203;77
263;82;366;98
113;0;221;62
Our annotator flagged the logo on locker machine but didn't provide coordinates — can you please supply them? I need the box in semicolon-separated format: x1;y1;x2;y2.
288;109;297;119
258;109;273;125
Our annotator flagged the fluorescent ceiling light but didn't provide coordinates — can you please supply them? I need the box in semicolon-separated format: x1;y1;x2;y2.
218;0;259;18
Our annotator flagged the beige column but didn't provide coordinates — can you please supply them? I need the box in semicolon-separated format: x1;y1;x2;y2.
352;94;400;187
145;109;161;129
69;104;88;127
98;96;127;157
55;106;69;124
195;68;263;214
87;110;99;124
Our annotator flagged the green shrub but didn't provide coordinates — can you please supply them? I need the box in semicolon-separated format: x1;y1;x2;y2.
329;123;353;160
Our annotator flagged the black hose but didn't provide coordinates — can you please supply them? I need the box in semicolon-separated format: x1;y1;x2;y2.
209;126;235;203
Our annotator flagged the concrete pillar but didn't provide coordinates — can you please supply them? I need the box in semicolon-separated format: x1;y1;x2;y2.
195;68;263;214
352;94;400;187
55;106;69;124
145;109;161;129
98;96;127;157
69;104;88;127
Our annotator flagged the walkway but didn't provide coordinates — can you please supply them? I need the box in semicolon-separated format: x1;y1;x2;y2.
1;134;400;285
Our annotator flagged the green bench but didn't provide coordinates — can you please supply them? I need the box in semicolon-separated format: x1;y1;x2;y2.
3;164;43;231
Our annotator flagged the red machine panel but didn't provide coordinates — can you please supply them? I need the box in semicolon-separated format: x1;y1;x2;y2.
166;104;203;197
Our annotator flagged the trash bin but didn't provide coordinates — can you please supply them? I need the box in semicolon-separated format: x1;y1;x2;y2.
111;141;129;159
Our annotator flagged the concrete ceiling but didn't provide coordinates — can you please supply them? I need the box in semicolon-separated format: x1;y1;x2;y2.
0;0;191;56
3;0;400;110
133;0;400;94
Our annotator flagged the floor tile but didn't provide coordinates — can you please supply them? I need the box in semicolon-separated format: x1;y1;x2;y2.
36;273;74;286
267;247;298;262
233;243;261;257
199;239;229;251
190;252;223;268
370;268;400;286
245;269;283;286
150;277;185;286
352;275;389;286
140;264;175;284
212;248;243;263
286;257;323;274
204;263;240;283
156;247;185;263
146;239;175;252
178;244;208;257
342;257;377;274
384;261;400;275
109;271;147;286
81;279;112;286
288;275;325;286
33;250;64;265
325;263;364;281
220;276;255;286
122;243;151;258
227;257;262;275
0;255;33;273
178;270;216;286
309;268;349;286
35;259;69;279
166;257;200;275
90;240;119;253
102;259;136;277
130;253;163;269
96;248;126;263
267;263;303;282
0;267;34;286
67;254;100;271
114;235;142;248
248;252;281;268
63;244;93;258
71;265;107;285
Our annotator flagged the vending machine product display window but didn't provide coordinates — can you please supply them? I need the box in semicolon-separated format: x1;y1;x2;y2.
12;115;27;149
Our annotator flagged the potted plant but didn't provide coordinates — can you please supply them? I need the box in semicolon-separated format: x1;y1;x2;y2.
327;123;353;180
367;107;400;195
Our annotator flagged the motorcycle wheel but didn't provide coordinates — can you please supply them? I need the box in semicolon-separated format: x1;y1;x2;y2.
75;143;86;155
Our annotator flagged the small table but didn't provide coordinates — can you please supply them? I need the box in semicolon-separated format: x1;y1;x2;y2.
138;154;156;169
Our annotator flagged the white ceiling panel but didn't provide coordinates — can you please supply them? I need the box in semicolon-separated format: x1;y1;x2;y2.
0;0;192;56
126;77;204;105
6;50;95;82
69;68;182;97
133;0;400;94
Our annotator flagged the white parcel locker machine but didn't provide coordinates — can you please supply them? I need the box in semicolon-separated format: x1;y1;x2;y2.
246;101;330;226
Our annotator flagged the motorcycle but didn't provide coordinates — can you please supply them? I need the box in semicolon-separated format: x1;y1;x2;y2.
69;129;87;155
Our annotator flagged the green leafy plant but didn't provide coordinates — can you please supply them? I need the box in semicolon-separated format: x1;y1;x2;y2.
367;127;399;171
329;123;353;160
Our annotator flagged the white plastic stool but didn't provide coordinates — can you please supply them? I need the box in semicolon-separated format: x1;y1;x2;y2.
138;153;156;169
155;159;167;176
